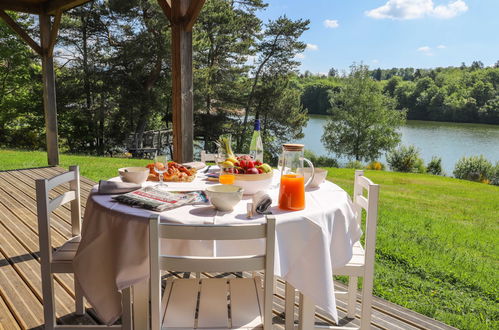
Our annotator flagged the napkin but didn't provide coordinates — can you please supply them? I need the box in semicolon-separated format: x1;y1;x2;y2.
252;191;272;215
97;180;141;194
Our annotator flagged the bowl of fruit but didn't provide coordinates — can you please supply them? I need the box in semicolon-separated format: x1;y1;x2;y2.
220;155;273;195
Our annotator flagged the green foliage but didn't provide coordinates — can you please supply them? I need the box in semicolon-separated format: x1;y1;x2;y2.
345;160;364;169
453;155;495;183
426;157;443;175
321;64;406;162
304;150;338;167
0;14;44;149
300;78;340;115
387;145;426;173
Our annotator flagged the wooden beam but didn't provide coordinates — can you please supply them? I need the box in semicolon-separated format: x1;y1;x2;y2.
44;0;91;15
47;9;62;57
0;10;42;56
157;0;172;23
40;13;60;166
184;0;205;31
170;0;193;162
0;0;43;14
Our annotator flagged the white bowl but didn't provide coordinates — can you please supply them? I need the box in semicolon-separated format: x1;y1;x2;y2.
118;167;149;184
233;171;273;195
205;185;243;211
297;168;328;188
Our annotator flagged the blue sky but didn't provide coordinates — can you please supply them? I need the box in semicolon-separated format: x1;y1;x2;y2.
257;0;499;74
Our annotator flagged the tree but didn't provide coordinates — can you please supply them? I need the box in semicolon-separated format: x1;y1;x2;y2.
0;13;43;148
237;15;309;150
321;64;405;162
327;67;337;77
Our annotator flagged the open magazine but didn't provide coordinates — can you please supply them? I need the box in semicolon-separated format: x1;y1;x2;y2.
112;186;208;212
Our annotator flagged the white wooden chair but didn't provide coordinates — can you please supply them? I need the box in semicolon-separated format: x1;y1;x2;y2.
333;170;379;329
200;151;244;162
289;170;379;329
149;214;276;329
36;166;132;329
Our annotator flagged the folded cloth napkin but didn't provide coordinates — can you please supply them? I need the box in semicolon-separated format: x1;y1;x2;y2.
252;191;272;215
97;180;141;195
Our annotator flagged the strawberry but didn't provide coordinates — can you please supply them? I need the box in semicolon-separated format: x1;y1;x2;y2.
246;161;255;168
257;168;263;174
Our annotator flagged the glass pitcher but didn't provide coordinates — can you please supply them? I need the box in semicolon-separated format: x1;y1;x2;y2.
278;144;315;211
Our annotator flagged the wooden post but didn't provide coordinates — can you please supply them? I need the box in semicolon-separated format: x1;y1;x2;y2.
40;14;59;165
171;0;194;163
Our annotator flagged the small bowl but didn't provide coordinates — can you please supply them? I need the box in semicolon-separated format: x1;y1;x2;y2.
297;168;328;188
118;167;149;184
233;171;273;195
205;185;243;212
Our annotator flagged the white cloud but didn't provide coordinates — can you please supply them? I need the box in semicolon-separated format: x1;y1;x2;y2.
437;44;446;49
295;53;306;59
417;46;433;56
433;0;468;18
323;19;339;28
372;59;380;64
366;0;468;20
306;43;319;51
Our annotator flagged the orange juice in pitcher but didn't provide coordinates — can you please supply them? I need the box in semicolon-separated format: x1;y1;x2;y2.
278;144;314;211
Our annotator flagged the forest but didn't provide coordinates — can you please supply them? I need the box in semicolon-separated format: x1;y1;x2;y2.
1;0;498;159
301;63;499;124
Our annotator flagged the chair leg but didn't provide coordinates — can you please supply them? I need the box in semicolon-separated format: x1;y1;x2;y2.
360;275;374;330
74;275;85;316
347;276;358;318
121;287;132;330
41;271;56;330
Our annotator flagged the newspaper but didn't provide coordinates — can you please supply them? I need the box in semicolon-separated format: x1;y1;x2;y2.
112;186;208;212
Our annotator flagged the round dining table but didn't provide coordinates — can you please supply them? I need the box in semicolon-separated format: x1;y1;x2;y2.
73;168;361;328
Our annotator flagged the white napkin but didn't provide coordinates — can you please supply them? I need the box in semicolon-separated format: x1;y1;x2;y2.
252;191;272;215
97;180;141;194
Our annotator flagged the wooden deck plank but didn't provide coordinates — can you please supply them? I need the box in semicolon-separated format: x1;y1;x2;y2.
0;168;457;329
0;222;80;320
0;293;21;330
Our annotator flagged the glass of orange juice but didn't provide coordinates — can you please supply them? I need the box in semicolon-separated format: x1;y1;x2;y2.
219;167;235;184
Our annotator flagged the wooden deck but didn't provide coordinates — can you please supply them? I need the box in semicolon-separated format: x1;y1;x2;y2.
0;167;457;330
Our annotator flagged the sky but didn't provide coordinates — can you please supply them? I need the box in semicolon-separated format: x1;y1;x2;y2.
257;0;499;74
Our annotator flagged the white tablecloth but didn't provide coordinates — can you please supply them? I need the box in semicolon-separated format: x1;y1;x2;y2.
73;169;361;325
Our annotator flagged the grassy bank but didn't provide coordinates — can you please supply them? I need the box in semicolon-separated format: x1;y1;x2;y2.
1;149;497;329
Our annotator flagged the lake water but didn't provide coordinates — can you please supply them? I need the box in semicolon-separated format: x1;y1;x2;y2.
296;115;499;175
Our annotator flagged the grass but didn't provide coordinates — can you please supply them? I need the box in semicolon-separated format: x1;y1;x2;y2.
327;168;498;330
1;149;498;329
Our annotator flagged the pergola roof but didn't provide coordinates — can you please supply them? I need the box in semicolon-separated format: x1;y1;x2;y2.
0;0;91;15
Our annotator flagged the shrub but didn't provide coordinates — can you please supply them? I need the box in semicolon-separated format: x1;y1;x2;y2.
387;145;425;173
492;162;499;186
345;160;364;169
304;150;339;167
427;157;443;175
366;161;385;171
453;155;495;183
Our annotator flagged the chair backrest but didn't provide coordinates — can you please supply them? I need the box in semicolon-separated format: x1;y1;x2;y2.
149;215;276;328
353;170;379;268
36;166;81;264
200;151;245;163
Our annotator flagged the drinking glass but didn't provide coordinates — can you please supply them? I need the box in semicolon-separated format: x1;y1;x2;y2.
219;167;235;185
154;154;169;187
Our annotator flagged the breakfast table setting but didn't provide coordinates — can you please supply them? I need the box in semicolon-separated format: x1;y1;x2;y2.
72;142;362;329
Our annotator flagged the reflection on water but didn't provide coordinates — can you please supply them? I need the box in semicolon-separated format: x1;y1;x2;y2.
296;115;499;175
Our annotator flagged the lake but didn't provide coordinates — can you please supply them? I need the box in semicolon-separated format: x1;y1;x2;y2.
296;115;499;175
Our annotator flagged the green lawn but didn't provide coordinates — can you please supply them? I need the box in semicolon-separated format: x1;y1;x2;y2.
1;149;498;329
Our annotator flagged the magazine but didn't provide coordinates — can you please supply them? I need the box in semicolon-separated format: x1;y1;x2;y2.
112;186;208;212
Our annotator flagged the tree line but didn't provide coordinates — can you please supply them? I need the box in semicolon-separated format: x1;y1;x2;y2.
0;0;308;158
301;63;499;125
